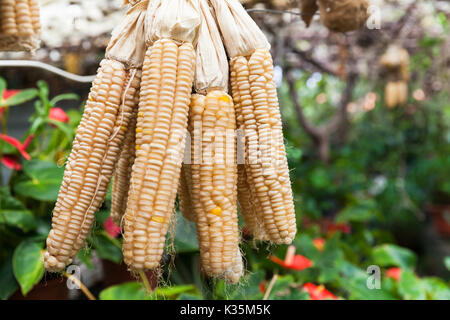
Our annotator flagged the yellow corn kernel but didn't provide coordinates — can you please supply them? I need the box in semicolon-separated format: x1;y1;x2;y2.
230;49;296;245
210;207;222;216
44;60;141;272
151;216;165;223
123;39;195;271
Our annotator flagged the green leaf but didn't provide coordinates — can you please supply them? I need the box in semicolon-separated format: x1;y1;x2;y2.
91;233;122;264
12;241;44;296
0;78;6;97
77;248;94;269
170;211;198;253
338;261;398;300
3;89;38;106
37;81;49;105
50;93;79;106
372;244;417;270
99;282;149;300
444;257;450;271
0;209;37;232
13;160;64;201
336;199;378;223
398;271;426;300
0;257;19;300
95;209;110;225
0;186;26;210
267;275;306;300
178;293;202;300
151;284;196;299
422;277;450;300
47;119;74;141
230;270;265;299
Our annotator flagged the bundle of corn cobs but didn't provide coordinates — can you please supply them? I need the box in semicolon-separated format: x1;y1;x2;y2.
300;0;369;32
0;0;41;51
380;45;410;108
44;0;296;283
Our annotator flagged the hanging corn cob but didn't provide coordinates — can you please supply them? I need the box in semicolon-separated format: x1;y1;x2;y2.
122;0;200;271
179;0;242;282
210;0;296;245
44;1;147;272
380;45;410;108
0;0;41;51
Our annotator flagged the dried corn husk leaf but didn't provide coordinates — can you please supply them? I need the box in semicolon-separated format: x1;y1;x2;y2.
106;0;148;68
194;0;229;93
301;0;319;27
209;0;270;58
380;45;410;81
147;0;201;45
318;0;369;33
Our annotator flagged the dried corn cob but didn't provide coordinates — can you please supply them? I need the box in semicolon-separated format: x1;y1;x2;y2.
179;0;243;282
44;1;147;272
123;0;200;271
45;61;141;271
111;112;138;226
0;0;41;51
189;92;240;280
211;0;296;244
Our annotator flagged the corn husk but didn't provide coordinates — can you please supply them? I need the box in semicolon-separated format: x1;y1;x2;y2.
380;45;410;81
106;1;148;68
209;0;270;58
0;0;41;52
318;0;369;33
194;0;229;93
146;0;201;45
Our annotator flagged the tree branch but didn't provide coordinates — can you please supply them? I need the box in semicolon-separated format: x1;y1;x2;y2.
290;48;338;76
286;72;322;141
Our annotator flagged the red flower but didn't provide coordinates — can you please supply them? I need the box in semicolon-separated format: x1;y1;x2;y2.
2;89;21;101
49;107;69;123
313;238;326;251
0;89;21;115
103;217;121;238
385;267;402;281
1;155;22;170
259;281;266;294
0;133;31;160
302;283;338;300
269;245;313;271
328;223;351;235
